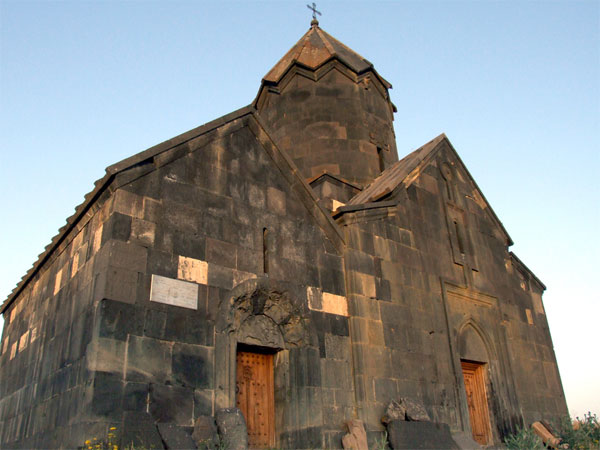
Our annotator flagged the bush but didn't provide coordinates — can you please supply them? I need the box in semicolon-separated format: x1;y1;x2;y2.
556;412;600;450
503;427;545;450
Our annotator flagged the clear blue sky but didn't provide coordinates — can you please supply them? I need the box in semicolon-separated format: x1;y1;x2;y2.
1;0;598;419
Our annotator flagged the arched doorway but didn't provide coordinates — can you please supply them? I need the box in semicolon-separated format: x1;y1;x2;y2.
458;323;492;446
215;277;321;448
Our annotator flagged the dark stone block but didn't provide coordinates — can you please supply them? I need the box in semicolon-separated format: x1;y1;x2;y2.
376;278;392;301
375;378;398;404
386;420;459;449
186;315;213;347
121;411;164;449
192;416;218;449
319;268;346;296
144;308;167;339
92;371;123;420
99;299;140;341
105;212;132;242
172;232;206;261
149;383;193;425
329;314;349;336
164;311;187;342
123;382;148;411
215;407;248;450
157;423;197;450
147;248;178;278
206;238;237;268
207;264;233;290
172;343;211;389
126;335;171;383
318;332;326;358
194;390;213;417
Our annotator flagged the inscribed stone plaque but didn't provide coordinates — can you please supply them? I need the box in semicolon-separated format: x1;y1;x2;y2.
150;274;198;310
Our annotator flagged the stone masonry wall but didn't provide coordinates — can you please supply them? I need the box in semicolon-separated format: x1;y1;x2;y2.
84;119;352;449
340;143;567;444
0;185;123;448
258;66;398;188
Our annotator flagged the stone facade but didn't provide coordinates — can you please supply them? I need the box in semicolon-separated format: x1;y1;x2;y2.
0;21;567;449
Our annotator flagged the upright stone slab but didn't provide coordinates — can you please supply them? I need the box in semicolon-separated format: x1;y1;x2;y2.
215;408;248;450
387;421;460;450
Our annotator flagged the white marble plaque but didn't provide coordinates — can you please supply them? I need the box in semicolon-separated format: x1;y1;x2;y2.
150;274;198;310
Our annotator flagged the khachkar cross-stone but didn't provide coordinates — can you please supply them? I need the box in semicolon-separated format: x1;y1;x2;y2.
307;2;321;25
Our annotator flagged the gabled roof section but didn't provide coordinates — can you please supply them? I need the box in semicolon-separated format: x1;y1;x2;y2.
346;133;514;246
348;134;447;205
263;23;391;88
510;251;546;291
307;172;362;192
2;106;345;314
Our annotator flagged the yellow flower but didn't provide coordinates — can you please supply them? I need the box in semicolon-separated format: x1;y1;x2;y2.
110;427;117;430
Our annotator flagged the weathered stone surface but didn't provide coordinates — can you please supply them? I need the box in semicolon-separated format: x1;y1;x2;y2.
401;397;430;422
192;416;219;449
382;400;407;424
121;412;165;449
342;419;368;450
157;423;197;450
386;421;459;449
149;384;194;426
451;431;481;449
215;408;248;450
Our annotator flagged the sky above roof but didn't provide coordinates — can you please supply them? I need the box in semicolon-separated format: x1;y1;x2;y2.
1;0;598;419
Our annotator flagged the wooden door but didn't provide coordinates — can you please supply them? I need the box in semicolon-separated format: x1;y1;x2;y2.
461;360;492;445
236;350;275;448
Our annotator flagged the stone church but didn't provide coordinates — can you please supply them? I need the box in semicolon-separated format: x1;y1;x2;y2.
0;18;567;449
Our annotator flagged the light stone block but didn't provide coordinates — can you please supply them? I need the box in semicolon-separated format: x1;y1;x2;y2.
177;256;208;285
531;292;545;315
53;269;63;296
526;308;534;325
19;331;29;351
71;252;80;278
322;292;349;317
307;286;348;316
92;224;103;254
150;274;198;310
113;189;144;219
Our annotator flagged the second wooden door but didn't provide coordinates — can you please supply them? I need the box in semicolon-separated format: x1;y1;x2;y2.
236;350;275;448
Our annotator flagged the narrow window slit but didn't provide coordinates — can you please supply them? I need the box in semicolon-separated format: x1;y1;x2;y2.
263;228;269;274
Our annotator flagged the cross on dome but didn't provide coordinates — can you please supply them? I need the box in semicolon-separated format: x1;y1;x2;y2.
306;2;321;26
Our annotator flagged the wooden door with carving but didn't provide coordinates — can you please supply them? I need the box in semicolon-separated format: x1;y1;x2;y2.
461;360;492;445
236;350;275;448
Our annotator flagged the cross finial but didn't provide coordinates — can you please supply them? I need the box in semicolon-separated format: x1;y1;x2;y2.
306;2;321;26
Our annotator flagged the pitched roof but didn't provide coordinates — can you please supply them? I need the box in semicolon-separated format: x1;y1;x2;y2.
1;107;346;314
263;23;391;88
346;133;514;246
348;134;447;205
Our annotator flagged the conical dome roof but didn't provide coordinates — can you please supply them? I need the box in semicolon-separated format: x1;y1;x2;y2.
263;23;391;88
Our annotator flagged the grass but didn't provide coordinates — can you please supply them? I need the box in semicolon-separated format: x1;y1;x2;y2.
503;412;600;450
